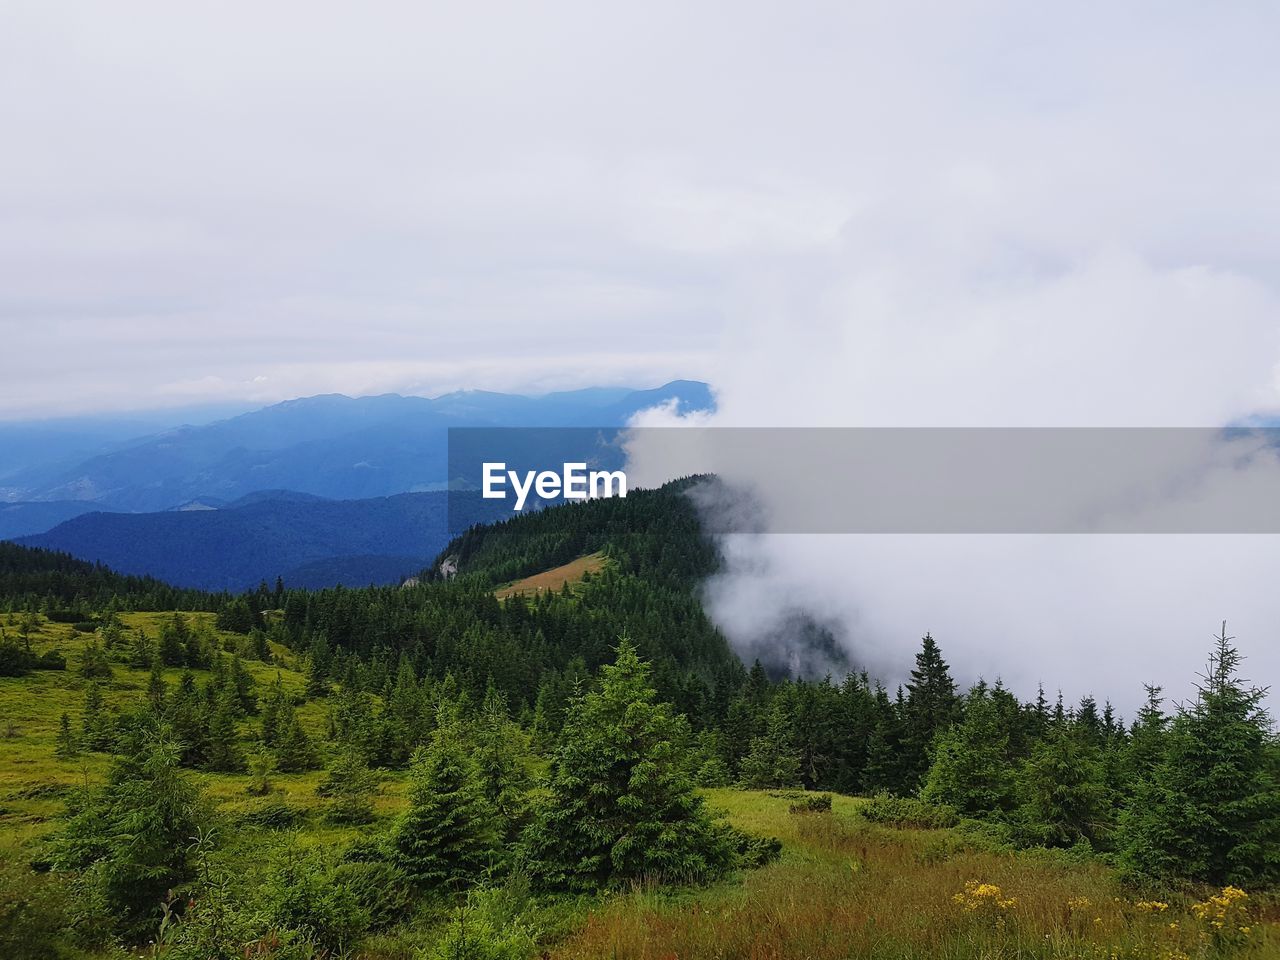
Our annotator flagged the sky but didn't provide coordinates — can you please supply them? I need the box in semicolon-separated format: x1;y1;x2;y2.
5;1;1280;708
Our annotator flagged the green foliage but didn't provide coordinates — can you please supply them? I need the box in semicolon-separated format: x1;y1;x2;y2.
521;638;735;890
260;849;370;955
472;687;535;840
246;746;275;796
737;700;802;789
921;686;1018;817
423;883;540;960
49;725;207;940
319;750;380;824
860;794;960;829
54;712;78;760
234;798;306;830
332;860;413;931
0;856;79;960
77;640;112;680
394;725;498;890
273;709;319;772
902;633;958;788
1118;624;1280;886
1015;727;1110;849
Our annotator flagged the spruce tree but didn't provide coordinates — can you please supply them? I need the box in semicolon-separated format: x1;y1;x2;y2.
81;682;114;751
320;749;380;824
203;687;245;772
147;657;167;709
55;711;78;760
78;640;113;680
863;685;910;794
393;724;497;889
921;686;1018;816
1119;624;1280;885
903;633;958;786
275;710;319;772
737;699;802;789
521;639;734;890
50;726;205;940
472;686;534;840
1017;726;1109;848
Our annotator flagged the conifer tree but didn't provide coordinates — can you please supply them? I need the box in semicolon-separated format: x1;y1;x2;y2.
472;686;534;840
247;745;275;796
1119;624;1280;885
393;724;497;889
127;629;153;670
147;657;167;709
81;682;114;751
1017;726;1109;848
50;726;205;941
521;639;734;890
275;710;319;772
78;640;113;680
203;686;245;772
921;686;1018;816
320;749;380;824
903;633;958;785
1124;684;1168;786
55;711;78;760
737;699;802;789
863;685;910;794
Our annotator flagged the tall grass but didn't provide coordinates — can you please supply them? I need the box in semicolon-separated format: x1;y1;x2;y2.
552;790;1280;960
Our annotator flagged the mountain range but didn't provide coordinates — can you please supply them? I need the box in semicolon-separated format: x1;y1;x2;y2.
0;380;712;588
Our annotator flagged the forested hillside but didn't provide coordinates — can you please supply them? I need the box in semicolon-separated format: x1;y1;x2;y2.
1;480;1278;959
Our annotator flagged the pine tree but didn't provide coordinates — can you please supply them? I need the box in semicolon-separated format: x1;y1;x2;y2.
863;685;910;794
320;749;380;824
127;629;154;670
147;658;167;709
903;633;958;787
1119;624;1280;885
204;687;244;772
472;686;534;840
737;699;802;789
393;724;497;889
247;746;275;796
1017;726;1109;848
55;711;78;760
275;710;319;772
1124;684;1168;786
50;725;205;941
521;639;734;890
81;682;114;751
78;640;113;680
305;655;331;700
921;686;1018;816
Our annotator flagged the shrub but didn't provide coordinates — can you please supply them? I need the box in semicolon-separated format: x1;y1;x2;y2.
235;798;306;830
261;850;370;955
424;884;540;960
726;826;783;868
0;857;78;960
788;793;833;814
861;794;959;829
333;861;414;931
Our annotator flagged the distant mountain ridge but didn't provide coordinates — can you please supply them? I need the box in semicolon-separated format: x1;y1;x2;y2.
0;381;712;514
3;380;713;588
18;493;450;592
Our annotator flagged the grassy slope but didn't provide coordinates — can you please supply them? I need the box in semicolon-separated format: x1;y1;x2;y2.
493;552;610;599
554;791;1280;959
3;620;1279;959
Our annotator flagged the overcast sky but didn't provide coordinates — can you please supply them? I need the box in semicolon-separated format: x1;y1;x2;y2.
6;2;1280;704
7;1;1275;422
